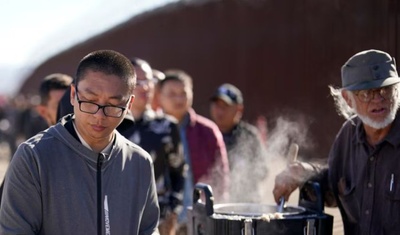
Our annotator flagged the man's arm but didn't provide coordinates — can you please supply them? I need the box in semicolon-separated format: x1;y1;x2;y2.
139;157;160;235
0;144;42;235
272;161;332;205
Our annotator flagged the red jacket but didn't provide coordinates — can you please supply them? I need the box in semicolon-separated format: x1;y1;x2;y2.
185;108;230;201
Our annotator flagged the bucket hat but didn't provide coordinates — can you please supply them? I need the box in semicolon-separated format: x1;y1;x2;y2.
341;49;400;90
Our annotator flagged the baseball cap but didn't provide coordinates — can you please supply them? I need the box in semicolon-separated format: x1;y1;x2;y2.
210;83;243;105
341;49;400;91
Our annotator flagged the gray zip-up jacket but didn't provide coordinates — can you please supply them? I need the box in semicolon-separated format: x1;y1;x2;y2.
0;117;160;235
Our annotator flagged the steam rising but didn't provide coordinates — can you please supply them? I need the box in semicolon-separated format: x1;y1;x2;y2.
259;116;311;204
210;116;313;205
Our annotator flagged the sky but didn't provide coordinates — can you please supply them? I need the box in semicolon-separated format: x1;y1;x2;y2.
0;0;178;96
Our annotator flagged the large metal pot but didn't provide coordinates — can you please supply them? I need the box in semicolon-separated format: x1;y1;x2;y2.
213;202;306;218
189;182;333;235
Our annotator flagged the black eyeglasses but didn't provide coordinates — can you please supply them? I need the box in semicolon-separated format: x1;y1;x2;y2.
353;85;397;103
75;86;129;118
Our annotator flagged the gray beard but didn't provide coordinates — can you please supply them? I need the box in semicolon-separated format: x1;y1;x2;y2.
356;100;399;129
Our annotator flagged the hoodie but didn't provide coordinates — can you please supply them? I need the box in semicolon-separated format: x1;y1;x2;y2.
0;115;160;235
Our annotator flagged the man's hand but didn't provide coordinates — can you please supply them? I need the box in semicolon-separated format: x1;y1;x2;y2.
272;162;313;203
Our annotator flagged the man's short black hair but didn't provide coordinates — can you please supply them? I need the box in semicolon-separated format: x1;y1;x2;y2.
75;50;136;94
39;73;73;105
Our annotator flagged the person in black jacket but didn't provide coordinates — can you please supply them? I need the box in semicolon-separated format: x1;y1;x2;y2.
122;58;184;235
210;83;268;203
273;49;400;234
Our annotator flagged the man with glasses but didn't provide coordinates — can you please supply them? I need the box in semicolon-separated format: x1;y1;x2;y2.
121;58;184;235
56;82;135;135
0;50;160;235
272;49;400;234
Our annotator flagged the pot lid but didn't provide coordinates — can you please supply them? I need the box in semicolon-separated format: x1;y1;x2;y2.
213;203;306;217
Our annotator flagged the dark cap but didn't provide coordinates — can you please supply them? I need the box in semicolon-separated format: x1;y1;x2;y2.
341;49;400;91
211;83;243;105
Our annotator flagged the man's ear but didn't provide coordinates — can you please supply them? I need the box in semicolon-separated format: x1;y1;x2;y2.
235;104;244;120
70;85;76;106
237;104;244;113
127;95;135;110
341;89;353;108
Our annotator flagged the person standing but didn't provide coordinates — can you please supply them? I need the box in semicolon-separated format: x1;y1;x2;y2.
158;69;229;234
36;73;73;126
210;83;267;203
122;58;184;235
0;50;160;235
21;73;73;142
0;73;73;201
273;49;400;234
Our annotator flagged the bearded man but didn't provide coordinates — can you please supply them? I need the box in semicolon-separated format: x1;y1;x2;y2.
273;49;400;235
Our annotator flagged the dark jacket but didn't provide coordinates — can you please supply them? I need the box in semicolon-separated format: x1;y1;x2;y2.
122;109;185;217
223;121;268;202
